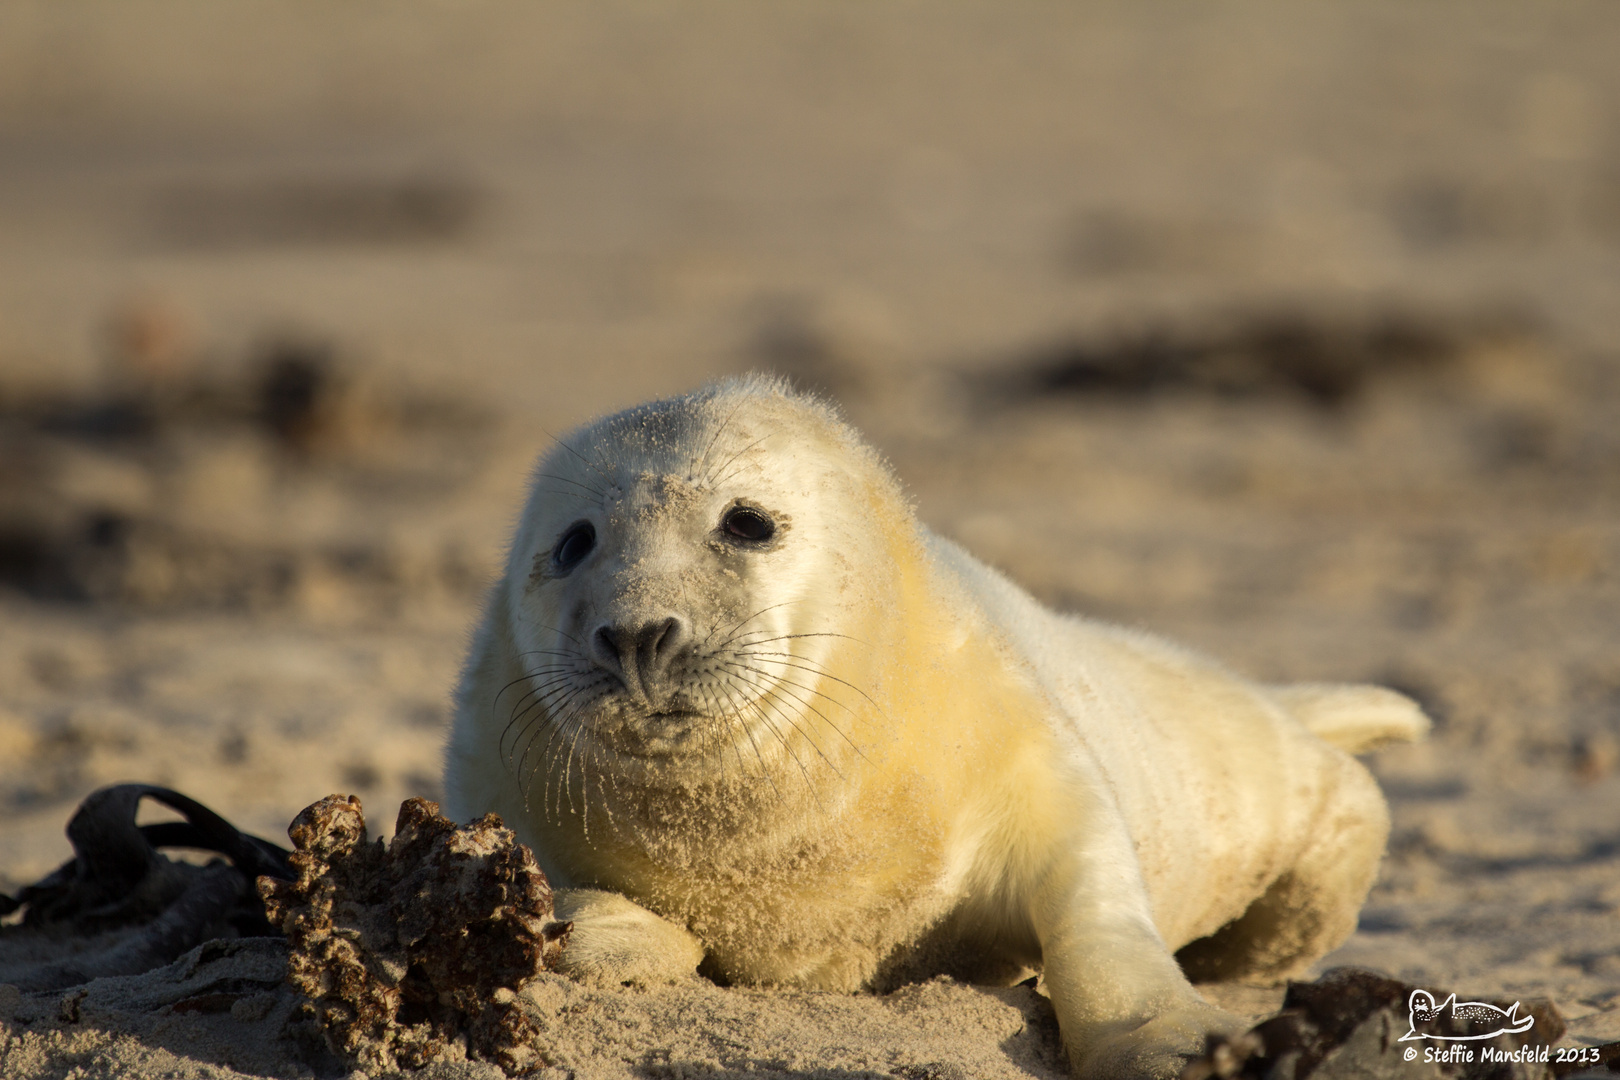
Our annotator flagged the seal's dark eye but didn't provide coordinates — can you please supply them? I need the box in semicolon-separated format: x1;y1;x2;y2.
722;507;775;543
553;521;595;571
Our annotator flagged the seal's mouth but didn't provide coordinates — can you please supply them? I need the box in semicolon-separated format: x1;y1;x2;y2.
612;721;713;759
595;701;715;758
645;708;703;721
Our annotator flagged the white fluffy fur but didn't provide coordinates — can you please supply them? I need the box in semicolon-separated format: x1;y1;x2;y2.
444;375;1426;1079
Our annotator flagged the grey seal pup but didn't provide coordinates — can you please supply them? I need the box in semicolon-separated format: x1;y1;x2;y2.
444;374;1427;1079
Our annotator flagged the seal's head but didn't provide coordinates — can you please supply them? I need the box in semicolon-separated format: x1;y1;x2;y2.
495;375;907;804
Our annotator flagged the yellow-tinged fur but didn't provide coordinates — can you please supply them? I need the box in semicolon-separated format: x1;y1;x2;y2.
444;375;1425;1079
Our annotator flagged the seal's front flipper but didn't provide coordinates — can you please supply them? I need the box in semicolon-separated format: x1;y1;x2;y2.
550;888;705;986
1074;1002;1246;1080
1032;798;1245;1080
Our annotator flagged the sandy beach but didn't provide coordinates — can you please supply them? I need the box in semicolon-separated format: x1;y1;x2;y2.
3;3;1620;1076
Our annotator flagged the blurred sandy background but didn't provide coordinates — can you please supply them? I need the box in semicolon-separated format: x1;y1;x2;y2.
2;0;1620;1068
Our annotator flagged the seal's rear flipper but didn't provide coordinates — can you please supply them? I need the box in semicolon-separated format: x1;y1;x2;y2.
1270;683;1431;753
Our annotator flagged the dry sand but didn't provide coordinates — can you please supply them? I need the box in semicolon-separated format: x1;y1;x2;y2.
3;2;1620;1076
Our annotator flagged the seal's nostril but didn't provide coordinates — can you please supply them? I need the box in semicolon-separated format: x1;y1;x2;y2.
650;617;685;662
637;616;689;681
595;618;689;693
594;626;623;671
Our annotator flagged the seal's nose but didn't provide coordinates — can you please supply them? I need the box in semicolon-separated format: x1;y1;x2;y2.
593;616;691;699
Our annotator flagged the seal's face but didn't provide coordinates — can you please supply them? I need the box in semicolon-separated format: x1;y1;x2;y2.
497;386;887;803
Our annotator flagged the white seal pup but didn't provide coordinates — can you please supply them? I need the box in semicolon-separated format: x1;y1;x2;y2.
444;374;1427;1079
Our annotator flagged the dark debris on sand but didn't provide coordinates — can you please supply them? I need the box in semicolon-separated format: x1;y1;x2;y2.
0;783;292;992
987;307;1514;410
258;794;572;1074
1183;967;1616;1080
0;332;493;612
